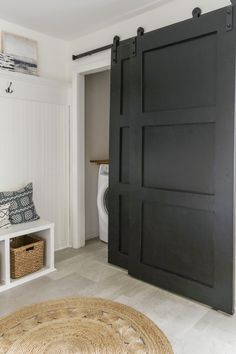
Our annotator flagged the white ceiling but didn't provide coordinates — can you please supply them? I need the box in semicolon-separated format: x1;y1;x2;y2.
0;0;166;40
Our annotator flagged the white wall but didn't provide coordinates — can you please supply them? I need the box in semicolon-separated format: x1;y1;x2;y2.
85;70;110;240
0;71;70;250
0;18;69;82
69;0;230;62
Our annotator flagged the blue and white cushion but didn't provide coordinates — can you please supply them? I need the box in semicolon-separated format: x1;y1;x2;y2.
0;183;40;224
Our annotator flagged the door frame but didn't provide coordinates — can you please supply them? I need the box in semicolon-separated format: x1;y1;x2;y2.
71;50;111;248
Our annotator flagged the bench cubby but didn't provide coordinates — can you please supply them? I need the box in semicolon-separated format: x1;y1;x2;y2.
0;219;55;292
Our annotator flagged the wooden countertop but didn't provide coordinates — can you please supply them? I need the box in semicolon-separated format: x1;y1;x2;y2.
90;160;109;165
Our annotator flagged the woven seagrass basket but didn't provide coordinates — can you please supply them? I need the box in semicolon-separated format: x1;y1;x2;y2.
10;235;44;279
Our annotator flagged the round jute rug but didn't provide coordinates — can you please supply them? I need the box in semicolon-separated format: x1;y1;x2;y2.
0;297;173;354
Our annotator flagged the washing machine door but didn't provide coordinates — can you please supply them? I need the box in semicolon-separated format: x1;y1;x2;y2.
103;187;109;214
97;184;108;222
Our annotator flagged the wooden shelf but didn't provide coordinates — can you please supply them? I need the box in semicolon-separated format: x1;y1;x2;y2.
90;160;109;165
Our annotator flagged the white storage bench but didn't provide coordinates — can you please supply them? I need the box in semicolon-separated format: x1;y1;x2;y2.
0;219;55;292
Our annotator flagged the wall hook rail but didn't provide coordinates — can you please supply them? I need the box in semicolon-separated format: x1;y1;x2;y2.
6;82;13;94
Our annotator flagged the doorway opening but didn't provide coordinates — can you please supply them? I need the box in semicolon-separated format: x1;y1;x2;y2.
84;70;111;246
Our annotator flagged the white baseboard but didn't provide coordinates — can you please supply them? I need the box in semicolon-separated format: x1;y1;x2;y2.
85;233;99;241
55;243;72;252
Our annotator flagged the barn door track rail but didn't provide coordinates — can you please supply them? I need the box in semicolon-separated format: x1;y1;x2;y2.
72;2;235;61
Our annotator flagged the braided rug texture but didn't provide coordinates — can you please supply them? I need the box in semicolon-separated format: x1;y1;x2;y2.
0;297;173;354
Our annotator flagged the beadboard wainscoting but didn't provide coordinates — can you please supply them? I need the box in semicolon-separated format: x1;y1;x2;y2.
0;70;71;250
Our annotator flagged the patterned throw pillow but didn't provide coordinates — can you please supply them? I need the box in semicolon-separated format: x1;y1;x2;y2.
0;183;40;224
0;203;11;229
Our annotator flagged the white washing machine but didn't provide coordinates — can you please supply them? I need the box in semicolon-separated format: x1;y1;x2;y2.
97;164;109;243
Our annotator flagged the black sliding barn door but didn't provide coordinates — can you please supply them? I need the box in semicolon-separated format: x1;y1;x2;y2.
109;5;236;314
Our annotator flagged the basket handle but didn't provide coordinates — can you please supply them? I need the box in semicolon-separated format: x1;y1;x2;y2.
26;246;34;251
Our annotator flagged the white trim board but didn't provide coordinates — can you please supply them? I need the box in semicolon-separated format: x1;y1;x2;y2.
71;50;111;248
86;233;99;241
0;69;71;105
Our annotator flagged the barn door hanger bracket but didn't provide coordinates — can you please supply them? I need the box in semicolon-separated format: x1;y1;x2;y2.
131;38;136;57
131;27;145;57
226;1;235;32
137;27;145;37
192;5;234;32
112;35;120;64
192;7;201;19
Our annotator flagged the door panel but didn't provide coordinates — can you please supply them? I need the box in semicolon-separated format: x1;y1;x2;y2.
119;195;129;255
109;5;236;314
120;127;130;184
143;33;217;112
143;123;215;194
120;59;131;115
141;201;214;287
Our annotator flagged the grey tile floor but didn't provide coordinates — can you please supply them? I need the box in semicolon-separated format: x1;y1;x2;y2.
0;238;236;354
